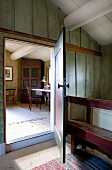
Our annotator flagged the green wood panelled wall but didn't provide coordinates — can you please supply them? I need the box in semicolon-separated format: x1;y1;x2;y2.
93;56;101;99
15;0;33;34
0;0;65;39
0;0;13;30
101;44;112;100
0;0;106;144
33;0;47;37
76;52;86;97
66;50;76;96
66;29;101;100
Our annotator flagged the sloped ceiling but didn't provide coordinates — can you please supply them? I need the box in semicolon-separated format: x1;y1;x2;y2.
5;0;112;60
5;39;51;61
50;0;112;46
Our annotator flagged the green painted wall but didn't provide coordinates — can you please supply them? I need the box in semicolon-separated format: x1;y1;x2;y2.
0;0;65;39
0;0;103;144
66;29;101;100
101;44;112;100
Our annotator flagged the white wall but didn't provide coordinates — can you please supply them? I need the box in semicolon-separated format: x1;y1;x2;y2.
92;108;112;131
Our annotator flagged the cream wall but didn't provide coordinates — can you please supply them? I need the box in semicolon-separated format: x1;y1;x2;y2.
44;60;50;86
5;50;50;102
5;50;21;102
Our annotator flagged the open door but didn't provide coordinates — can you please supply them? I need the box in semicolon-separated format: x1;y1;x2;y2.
54;27;67;163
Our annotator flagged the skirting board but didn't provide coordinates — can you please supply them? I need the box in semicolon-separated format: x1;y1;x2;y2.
0;143;5;156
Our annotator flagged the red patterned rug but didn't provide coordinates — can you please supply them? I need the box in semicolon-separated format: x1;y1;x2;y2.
32;149;112;170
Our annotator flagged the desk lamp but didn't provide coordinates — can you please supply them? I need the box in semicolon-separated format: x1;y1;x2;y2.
41;76;46;88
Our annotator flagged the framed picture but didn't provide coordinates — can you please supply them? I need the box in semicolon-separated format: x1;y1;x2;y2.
5;66;13;81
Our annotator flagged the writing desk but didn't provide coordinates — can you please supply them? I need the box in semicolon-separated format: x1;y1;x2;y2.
31;89;51;110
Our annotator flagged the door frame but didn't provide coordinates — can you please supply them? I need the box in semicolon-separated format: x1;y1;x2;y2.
0;28;101;155
1;30;56;153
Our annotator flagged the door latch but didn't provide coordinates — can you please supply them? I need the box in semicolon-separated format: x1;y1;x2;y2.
58;83;69;89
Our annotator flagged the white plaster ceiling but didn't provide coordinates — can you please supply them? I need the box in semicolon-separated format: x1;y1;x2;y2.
5;39;52;61
51;0;112;46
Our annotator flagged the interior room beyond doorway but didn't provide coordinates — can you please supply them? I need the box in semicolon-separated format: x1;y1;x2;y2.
6;103;50;144
5;38;53;145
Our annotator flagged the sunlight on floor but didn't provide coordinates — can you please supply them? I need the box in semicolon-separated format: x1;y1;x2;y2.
13;145;62;170
0;140;60;170
6;103;50;143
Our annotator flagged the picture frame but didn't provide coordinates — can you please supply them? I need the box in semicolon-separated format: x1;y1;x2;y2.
5;66;13;81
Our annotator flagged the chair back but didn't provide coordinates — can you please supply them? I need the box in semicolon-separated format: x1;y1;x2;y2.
35;90;42;96
26;87;42;110
6;88;16;104
26;87;31;100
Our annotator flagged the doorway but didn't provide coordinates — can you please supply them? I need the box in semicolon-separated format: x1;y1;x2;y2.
4;38;54;147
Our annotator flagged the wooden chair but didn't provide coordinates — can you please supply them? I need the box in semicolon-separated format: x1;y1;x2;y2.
44;86;49;106
6;89;16;104
27;87;41;111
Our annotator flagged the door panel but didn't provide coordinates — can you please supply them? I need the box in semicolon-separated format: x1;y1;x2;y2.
54;27;66;163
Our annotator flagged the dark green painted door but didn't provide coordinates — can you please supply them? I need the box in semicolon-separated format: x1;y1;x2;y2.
54;28;66;163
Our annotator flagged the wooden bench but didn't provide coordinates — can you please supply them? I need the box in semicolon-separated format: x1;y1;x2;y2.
67;119;112;158
66;96;112;157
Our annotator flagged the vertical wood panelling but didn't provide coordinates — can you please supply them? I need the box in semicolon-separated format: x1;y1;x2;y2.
58;10;65;31
47;0;60;40
93;56;101;99
0;0;13;30
90;36;101;99
101;46;110;100
90;37;97;50
15;0;32;34
76;52;86;97
65;30;70;44
69;28;80;46
81;29;89;48
86;54;94;98
33;0;47;38
66;50;76;96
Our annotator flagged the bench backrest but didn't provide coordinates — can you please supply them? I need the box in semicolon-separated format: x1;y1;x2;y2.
66;96;112;124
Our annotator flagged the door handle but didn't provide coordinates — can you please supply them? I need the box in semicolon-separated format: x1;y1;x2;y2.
66;83;69;88
58;84;63;88
58;83;69;89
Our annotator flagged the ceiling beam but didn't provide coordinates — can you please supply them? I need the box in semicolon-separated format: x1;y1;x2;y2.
64;0;112;30
10;45;39;60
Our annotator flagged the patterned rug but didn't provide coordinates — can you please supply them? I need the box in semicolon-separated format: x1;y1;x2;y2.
32;149;112;170
6;105;50;142
6;105;50;125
